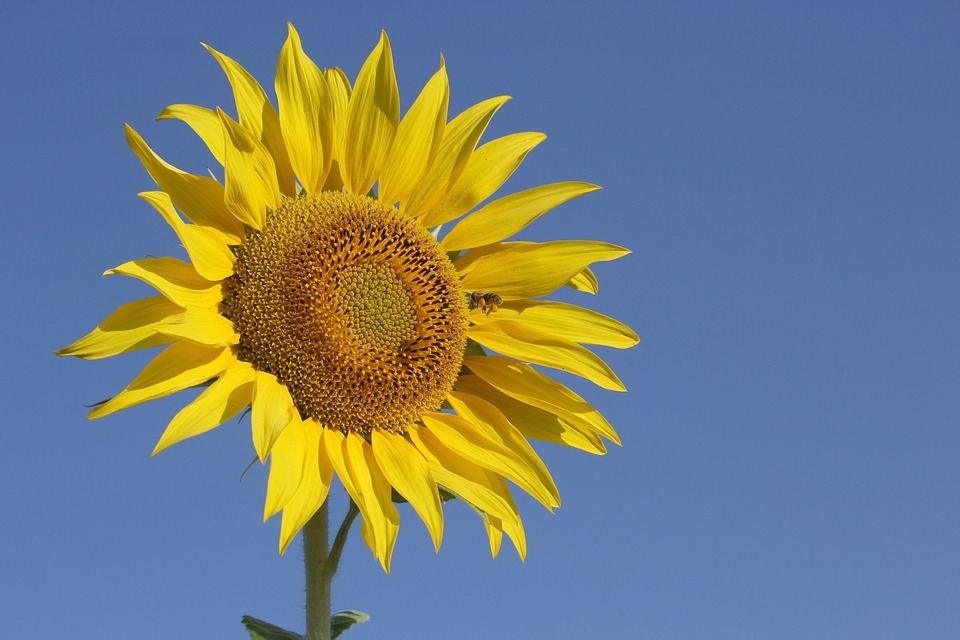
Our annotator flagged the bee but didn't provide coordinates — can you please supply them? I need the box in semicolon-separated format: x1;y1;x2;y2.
468;291;503;316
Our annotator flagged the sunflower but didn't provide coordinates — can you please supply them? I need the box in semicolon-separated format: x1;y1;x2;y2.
58;25;637;571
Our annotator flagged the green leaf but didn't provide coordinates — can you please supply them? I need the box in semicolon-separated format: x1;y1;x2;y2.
331;610;370;639
241;615;304;640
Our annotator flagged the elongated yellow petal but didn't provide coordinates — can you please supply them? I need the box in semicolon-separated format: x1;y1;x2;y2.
454;373;605;454
468;300;638;349
138;191;237;281
468;319;625;391
341;31;399;196
152;305;238;348
447;391;560;507
379;59;448;207
403;96;508;220
320;429;374;548
264;413;309;520
465;356;621;445
484;516;505;558
152;360;255;454
105;257;221;309
203;43;295;196
276;23;333;194
408;424;526;559
344;433;400;572
421;412;556;509
55;297;181;360
442;182;600;251
179;225;237;281
157;104;226;166
125;124;243;238
322;67;351;192
419;132;545;228
372;431;443;551
219;109;278;229
458;240;629;299
251;370;297;462
567;267;599;294
278;419;333;554
88;343;233;419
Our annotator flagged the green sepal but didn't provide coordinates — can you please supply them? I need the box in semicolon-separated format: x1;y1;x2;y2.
331;610;370;639
463;338;486;358
391;486;457;504
241;615;303;640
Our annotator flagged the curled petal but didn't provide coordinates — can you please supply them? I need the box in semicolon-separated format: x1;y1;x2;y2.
105;257;221;309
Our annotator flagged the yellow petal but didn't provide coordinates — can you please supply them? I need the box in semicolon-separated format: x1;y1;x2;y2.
152;360;255;454
403;96;508;221
203;43;295;196
125;124;243;238
251;370;297;462
458;240;629;299
156;104;226;166
264;413;309;520
464;356;620;445
567;267;599;294
219;108;279;229
468;300;638;349
379;59;448;207
138;191;237;281
408;424;526;559
468;319;625;391
442;182;600;251
418;132;545;228
88;344;234;419
343;433;400;572
152;305;239;348
454;373;605;454
447;391;560;508
55;297;181;360
372;430;443;552
105;257;221;309
278;419;333;554
484;516;505;558
420;412;557;510
275;23;333;194
320;429;375;553
322;67;352;192
341;31;399;196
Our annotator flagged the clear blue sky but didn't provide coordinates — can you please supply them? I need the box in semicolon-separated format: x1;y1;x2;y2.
3;1;958;638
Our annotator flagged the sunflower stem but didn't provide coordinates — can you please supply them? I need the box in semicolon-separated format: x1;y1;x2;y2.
304;502;331;640
323;500;360;582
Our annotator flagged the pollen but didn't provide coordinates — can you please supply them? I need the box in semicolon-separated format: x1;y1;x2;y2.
223;191;467;435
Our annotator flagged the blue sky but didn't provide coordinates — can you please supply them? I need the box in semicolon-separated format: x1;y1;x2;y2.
3;1;958;638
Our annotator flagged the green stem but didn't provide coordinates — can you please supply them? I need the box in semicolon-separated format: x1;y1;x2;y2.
304;500;361;640
323;501;360;583
304;502;330;640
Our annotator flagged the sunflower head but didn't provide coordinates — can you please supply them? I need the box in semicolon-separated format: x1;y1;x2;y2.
222;190;467;436
57;24;637;572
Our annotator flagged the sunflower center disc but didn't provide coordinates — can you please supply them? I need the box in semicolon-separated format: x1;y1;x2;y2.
223;191;467;435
